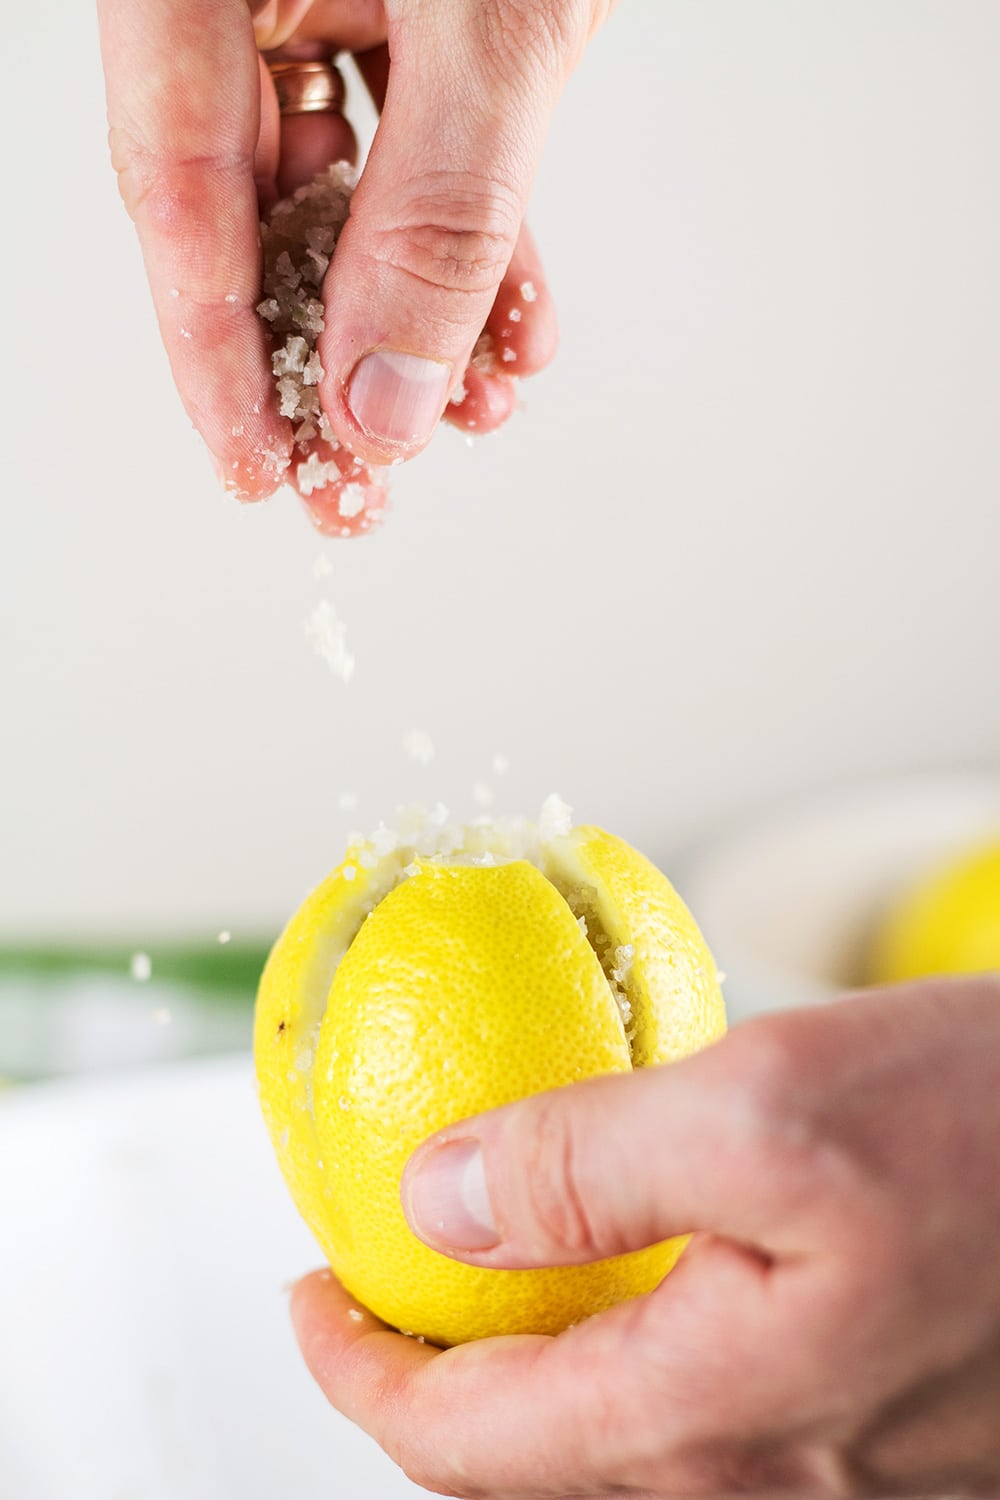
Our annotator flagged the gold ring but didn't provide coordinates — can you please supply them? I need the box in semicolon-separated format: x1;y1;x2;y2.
268;59;346;116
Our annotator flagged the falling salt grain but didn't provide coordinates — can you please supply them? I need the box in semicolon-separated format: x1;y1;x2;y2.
539;793;573;840
520;280;538;302
473;781;494;808
312;554;334;580
152;1007;172;1026
217;930;232;945
491;754;509;776
304;599;355;683
402;729;435;765
337;790;358;811
130;952;152;983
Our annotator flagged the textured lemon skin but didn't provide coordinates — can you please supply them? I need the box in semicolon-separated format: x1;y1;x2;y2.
256;827;726;1347
868;841;1000;984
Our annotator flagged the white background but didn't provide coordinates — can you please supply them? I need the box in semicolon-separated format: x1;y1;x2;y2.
3;1;999;940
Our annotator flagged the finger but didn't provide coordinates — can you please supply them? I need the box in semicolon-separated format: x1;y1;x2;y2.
290;1243;806;1496
295;448;389;538
481;221;558;379
97;0;291;499
316;2;578;465
258;47;358;198
401;1019;853;1270
444;365;519;435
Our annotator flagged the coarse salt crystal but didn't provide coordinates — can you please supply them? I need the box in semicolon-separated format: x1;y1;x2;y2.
501;348;517;362
342;865;357;881
402;729;435;765
519;280;537;302
304;599;355;682
130;952;152;983
539;793;573;840
508;307;522;322
347;1308;364;1323
337;482;366;519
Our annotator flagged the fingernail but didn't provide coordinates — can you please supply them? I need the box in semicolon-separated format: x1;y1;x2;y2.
405;1140;498;1252
348;350;451;447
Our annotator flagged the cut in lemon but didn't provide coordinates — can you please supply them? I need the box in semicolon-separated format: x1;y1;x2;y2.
867;838;1000;984
255;801;726;1347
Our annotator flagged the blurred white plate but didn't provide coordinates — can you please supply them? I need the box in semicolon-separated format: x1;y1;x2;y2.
681;770;1000;1023
0;1056;424;1499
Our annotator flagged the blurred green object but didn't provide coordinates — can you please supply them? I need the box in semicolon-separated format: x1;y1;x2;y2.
0;941;269;993
0;940;271;1084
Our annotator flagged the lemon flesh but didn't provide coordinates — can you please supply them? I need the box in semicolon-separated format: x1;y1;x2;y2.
255;818;726;1346
867;840;1000;984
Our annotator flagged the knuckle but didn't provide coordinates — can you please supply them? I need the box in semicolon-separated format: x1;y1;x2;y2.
522;1094;602;1257
727;1020;809;1141
372;174;519;299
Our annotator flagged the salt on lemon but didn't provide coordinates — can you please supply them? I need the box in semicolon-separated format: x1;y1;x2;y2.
255;801;726;1347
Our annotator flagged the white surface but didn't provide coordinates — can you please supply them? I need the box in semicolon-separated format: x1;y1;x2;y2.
682;770;1000;1021
2;2;1000;936
0;1057;425;1498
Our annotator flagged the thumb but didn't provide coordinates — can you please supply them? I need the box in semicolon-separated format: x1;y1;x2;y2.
401;1024;835;1269
317;1;572;462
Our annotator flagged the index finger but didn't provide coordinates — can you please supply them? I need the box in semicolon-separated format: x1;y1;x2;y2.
97;0;291;498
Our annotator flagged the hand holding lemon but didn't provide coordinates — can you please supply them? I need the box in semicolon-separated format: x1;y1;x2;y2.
257;812;1000;1496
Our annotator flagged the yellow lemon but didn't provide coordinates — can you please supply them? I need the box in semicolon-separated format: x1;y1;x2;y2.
867;839;1000;984
255;805;726;1346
